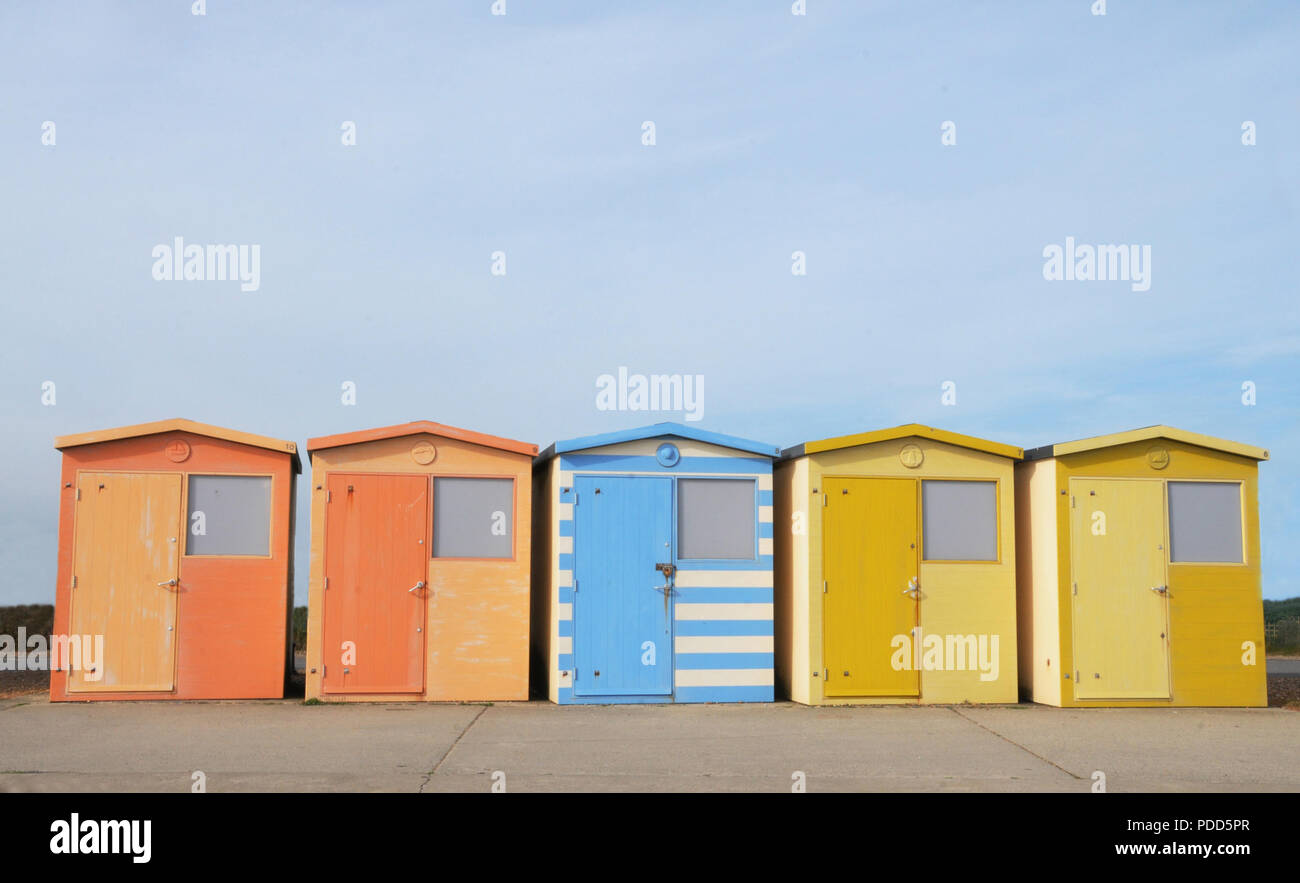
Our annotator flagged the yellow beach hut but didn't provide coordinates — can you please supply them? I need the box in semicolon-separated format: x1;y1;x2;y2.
774;424;1021;705
1015;425;1268;707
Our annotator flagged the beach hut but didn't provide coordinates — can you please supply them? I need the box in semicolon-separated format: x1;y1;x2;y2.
304;421;536;701
50;419;300;701
532;423;780;704
774;425;1022;705
1016;425;1268;707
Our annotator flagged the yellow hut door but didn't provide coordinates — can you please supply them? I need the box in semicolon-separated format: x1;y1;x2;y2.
823;478;920;697
68;472;182;692
1070;478;1171;700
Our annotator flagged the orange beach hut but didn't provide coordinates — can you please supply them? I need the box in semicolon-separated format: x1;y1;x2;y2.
51;419;300;701
304;421;536;701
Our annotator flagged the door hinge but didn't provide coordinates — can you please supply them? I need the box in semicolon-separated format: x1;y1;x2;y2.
573;667;577;682
71;575;77;589
75;488;81;501
822;580;828;594
1075;670;1080;682
322;665;326;678
572;579;577;593
327;489;332;502
1070;495;1076;508
324;577;329;590
824;668;829;680
1072;582;1077;595
822;493;828;507
573;492;578;505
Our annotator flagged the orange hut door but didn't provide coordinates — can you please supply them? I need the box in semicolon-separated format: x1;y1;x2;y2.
68;472;182;693
322;473;427;694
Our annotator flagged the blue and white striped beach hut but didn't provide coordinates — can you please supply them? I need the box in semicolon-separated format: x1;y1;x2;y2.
531;423;778;704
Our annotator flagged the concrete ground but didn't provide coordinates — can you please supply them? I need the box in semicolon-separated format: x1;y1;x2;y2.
0;696;1295;793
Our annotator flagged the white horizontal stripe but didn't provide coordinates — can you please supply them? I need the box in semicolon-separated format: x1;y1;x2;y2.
555;636;572;654
557;602;572;622
674;570;772;588
676;635;773;653
759;537;773;556
556;535;573;554
675;669;774;687
558;501;573;521
675;602;773;621
759;505;773;521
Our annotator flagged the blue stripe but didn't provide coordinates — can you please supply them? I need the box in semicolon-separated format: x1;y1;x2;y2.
675;686;774;703
676;556;772;571
559;587;573;604
758;490;773;505
758;522;774;539
673;587;772;603
674;653;773;670
558;619;573;637
555;687;773;705
558;520;574;537
557;653;573;671
561;455;771;474
558;552;573;571
675;620;774;636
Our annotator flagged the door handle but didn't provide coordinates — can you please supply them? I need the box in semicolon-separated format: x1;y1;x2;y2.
903;577;919;596
408;580;426;594
1149;585;1167;594
156;578;177;588
653;584;673;593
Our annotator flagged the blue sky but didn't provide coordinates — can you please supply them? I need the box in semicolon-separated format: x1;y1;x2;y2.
1;1;1296;603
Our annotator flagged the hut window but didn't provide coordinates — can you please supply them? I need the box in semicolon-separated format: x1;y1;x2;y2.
678;478;756;560
921;480;997;561
1168;481;1243;563
185;475;272;556
432;477;514;559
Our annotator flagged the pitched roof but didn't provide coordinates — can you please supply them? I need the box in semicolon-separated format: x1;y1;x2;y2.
781;424;1022;460
55;418;302;473
537;422;780;462
1022;425;1268;461
307;420;537;458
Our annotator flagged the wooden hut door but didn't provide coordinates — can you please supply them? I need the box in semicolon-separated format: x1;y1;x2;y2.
68;472;182;693
572;475;674;696
822;478;920;697
1070;478;1171;699
322;474;428;694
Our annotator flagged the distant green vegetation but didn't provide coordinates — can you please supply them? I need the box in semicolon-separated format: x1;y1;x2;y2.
1263;597;1300;624
0;604;52;636
1265;598;1300;654
293;606;307;653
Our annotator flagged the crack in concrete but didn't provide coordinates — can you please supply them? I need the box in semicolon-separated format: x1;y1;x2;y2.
948;706;1085;781
419;705;488;793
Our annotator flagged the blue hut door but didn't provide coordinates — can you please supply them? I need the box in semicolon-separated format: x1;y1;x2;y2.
573;475;674;696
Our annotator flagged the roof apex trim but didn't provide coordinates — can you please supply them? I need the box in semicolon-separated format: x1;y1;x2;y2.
306;421;537;458
1022;425;1268;461
781;424;1022;460
54;418;302;473
537;422;780;461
